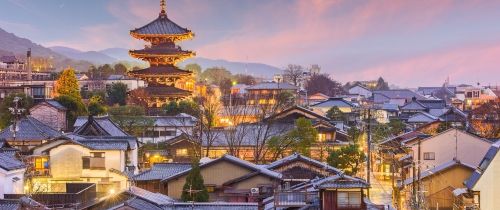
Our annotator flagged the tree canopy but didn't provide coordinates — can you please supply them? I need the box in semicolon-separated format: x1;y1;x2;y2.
107;82;128;106
0;93;34;129
54;95;87;129
306;74;344;96
326;106;347;122
283;64;303;86
327;144;366;175
181;160;209;202
267;118;318;159
55;67;81;100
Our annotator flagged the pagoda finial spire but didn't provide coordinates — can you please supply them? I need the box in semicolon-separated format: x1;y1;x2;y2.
160;0;166;15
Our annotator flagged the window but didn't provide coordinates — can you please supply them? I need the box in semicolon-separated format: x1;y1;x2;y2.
205;185;215;193
83;152;106;169
423;152;435;160
337;191;362;208
159;130;176;137
176;149;188;156
318;133;326;142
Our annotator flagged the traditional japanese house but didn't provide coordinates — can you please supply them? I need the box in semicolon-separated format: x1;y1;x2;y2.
0;116;62;152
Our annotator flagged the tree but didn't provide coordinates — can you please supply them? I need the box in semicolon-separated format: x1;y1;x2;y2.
200;67;232;85
184;63;202;80
327;144;366;175
233;74;256;85
0;93;34;129
98;64;114;79
107;82;128;106
375;77;389;90
55;95;87;129
267;117;318;160
388;119;405;135
55;67;81;100
326;106;346;122
347;126;362;143
305;74;344;96
88;94;106;116
113;63;128;75
163;100;200;116
108;105;154;136
181;160;209;202
283;64;303;86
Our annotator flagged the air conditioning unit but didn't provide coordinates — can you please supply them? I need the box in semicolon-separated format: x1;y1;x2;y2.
250;188;259;194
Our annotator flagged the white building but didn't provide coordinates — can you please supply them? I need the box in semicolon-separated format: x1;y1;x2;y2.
348;84;372;98
0;153;26;198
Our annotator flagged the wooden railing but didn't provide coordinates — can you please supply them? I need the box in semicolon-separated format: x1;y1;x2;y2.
274;191;319;207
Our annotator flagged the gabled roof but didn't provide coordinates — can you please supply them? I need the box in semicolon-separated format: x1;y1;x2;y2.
134;163;191;181
378;131;425;148
264;106;331;122
0;116;62;141
311;97;356;108
407;112;440;123
266;153;342;174
403;128;491;146
73;115;129;137
162;154;281;182
403;160;475;185
465;140;500;189
373;89;426;100
0;152;25;171
0;199;20;210
312;174;369;189
245;82;298;90
400;99;427;110
202;123;294;147
31;100;67;111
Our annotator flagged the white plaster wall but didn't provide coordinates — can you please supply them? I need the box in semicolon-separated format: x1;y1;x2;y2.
410;129;491;169
473;150;500;210
349;86;372;98
0;168;25;198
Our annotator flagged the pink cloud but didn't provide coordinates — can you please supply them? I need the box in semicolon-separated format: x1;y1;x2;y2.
341;41;500;86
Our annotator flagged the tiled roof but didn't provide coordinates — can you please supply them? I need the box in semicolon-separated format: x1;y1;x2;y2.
0;153;25;171
0;199;20;210
134;163;191;181
131;13;191;36
407;112;440;123
311;97;356;108
266;153;342;174
0;116;62;141
202;123;294;147
246;82;298;90
134;86;192;97
0;55;20;63
373;89;426;101
312;175;369;189
403;160;476;185
150;114;198;127
129;65;192;76
265;106;331;122
400;100;427;110
125;197;163;210
77;139;129;150
44;100;67;110
74;116;129;137
168;202;258;210
129;186;175;205
465;141;500;189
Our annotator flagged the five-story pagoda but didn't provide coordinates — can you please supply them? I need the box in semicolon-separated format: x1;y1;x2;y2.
128;0;195;109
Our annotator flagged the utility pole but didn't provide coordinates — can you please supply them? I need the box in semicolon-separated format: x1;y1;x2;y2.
367;108;372;198
9;97;25;148
417;138;422;210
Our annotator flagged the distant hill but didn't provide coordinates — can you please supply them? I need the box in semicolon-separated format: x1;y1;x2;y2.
50;46;118;64
0;27;92;71
97;47;281;78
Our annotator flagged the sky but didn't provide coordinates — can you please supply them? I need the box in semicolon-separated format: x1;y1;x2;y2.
1;0;500;87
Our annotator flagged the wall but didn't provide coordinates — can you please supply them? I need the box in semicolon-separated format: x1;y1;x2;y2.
0;168;25;198
30;105;66;131
473;150;500;210
410;129;491;169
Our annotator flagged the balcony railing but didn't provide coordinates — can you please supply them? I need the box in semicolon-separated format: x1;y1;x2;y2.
29;168;51;177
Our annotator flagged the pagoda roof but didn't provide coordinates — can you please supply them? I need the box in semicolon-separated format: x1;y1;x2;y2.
130;13;193;39
129;47;193;56
129;65;192;76
136;86;192;98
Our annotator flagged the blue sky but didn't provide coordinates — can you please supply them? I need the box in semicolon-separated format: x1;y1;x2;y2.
1;0;500;87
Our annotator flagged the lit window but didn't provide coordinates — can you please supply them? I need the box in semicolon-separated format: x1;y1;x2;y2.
259;99;267;104
318;133;326;142
176;149;188;156
206;185;215;193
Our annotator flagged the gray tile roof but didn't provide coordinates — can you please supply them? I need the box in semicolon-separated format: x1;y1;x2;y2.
266;153;342;174
0;153;25;171
74;116;129;137
407;112;440;123
131;13;191;35
166;202;258;210
0;199;20;210
465;141;500;189
125;197;163;210
134;163;191;181
311;97;356;108
151;114;197;127
202;123;294;147
246;82;298;90
373;89;426;104
45;100;67;110
129;186;175;205
0;116;61;141
403;160;476;185
312;175;369;189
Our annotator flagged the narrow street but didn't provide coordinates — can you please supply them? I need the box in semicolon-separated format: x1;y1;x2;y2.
369;172;394;207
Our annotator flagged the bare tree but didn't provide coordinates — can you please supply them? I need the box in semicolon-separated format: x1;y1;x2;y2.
283;64;304;86
221;100;254;157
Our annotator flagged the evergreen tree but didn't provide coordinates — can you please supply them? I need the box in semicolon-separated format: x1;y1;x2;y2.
327;144;366;175
181;160;209;202
55;67;81;100
107;82;128;106
326;106;346;122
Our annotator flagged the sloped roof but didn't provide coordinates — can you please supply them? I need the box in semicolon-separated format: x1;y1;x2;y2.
162;154;282;182
132;86;192;97
246;82;298;90
403;160;475;185
134;163;191;181
0;199;20;210
0;116;62;141
264;106;331;122
465;140;500;189
130;12;191;36
41;100;67;111
312;174;369;189
407;112;440;123
202;123;294;147
0;152;25;171
129;65;192;76
373;89;426;100
74;116;129;137
311;97;356;108
400;100;427;110
266;153;342;174
150;114;198;127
